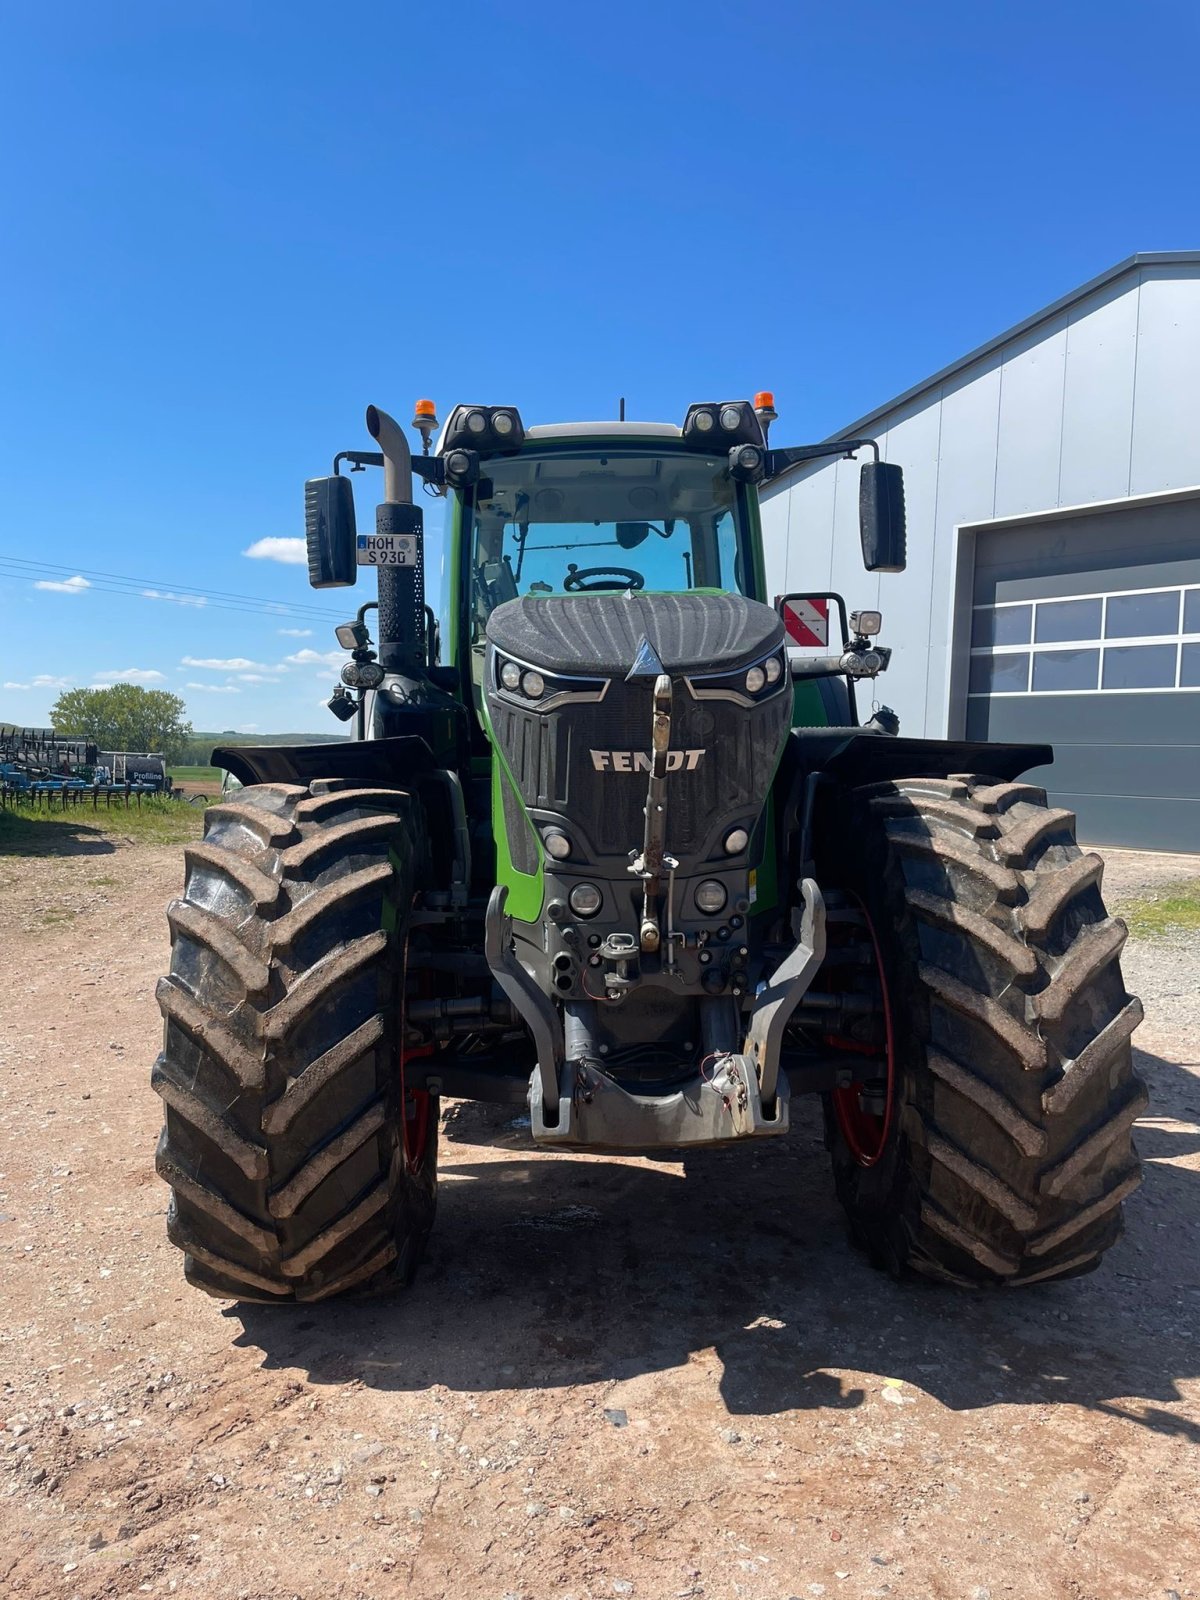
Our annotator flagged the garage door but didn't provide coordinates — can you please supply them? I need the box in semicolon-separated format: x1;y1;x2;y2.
963;496;1200;851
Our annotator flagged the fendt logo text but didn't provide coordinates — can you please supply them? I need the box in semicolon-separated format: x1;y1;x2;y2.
590;749;705;772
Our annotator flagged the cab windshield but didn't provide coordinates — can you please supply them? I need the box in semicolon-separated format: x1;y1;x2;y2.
468;449;753;643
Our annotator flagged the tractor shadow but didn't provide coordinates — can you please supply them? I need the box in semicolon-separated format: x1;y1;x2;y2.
0;810;117;855
232;1044;1200;1440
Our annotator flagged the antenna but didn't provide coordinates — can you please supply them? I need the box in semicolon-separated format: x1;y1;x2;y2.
619;397;625;421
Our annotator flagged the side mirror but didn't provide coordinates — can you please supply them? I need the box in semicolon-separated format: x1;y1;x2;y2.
858;461;906;573
304;476;357;588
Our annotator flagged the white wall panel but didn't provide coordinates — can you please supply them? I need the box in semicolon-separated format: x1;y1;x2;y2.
784;464;838;594
922;360;1003;733
758;483;791;596
1130;265;1200;494
876;401;944;733
1058;280;1139;505
761;265;1200;741
994;319;1068;517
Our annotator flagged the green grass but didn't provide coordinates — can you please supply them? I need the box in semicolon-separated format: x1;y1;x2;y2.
169;764;222;785
0;794;205;855
1119;879;1200;939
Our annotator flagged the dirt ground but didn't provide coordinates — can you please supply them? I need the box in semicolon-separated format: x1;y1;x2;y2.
1;834;1198;1600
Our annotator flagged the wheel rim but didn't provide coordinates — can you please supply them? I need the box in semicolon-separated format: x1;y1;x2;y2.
401;1071;433;1171
830;893;896;1168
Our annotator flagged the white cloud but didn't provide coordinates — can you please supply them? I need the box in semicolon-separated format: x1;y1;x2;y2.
142;588;207;608
3;674;71;691
34;575;90;594
95;667;166;684
185;682;240;693
284;648;344;669
277;627;312;637
236;672;282;684
243;537;307;565
181;656;267;672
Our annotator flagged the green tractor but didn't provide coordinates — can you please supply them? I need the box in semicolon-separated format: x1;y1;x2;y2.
152;397;1145;1302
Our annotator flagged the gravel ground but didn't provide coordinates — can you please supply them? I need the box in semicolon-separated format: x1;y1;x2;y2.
1;838;1198;1600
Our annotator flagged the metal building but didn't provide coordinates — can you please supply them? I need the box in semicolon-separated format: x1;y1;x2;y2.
761;251;1200;852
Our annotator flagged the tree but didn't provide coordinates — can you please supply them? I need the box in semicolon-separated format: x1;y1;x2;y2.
51;685;193;762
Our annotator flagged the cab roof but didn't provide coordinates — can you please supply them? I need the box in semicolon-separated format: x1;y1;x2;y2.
522;421;682;441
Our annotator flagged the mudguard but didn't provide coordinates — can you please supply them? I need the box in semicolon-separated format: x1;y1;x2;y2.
212;735;437;788
783;730;1052;787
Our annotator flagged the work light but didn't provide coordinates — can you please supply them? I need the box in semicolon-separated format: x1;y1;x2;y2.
543;829;572;860
695;880;728;916
569;883;603;918
442;405;527;455
682;401;764;451
444;448;480;488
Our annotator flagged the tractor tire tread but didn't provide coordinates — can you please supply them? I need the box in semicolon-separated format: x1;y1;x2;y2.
827;773;1144;1287
153;781;437;1302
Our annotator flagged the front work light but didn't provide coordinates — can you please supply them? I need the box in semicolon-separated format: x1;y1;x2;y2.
335;621;369;651
444;448;481;489
682;401;764;451
728;442;765;482
850;609;883;637
569;882;603;918
695;880;728;916
543;829;572;860
442;404;527;455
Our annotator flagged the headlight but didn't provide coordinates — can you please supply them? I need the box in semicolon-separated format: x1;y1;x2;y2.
692;408;715;432
444;447;479;487
543;829;571;860
723;828;748;855
569;882;602;918
764;655;782;685
745;665;766;693
695;880;727;915
465;409;488;434
521;670;545;699
500;660;522;690
719;405;743;431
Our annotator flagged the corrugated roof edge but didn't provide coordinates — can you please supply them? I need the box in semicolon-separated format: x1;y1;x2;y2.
766;250;1200;490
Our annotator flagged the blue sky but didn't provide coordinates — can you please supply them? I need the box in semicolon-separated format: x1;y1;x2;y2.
1;0;1195;734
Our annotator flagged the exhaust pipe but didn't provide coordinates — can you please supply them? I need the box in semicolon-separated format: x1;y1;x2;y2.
364;405;424;673
365;404;412;506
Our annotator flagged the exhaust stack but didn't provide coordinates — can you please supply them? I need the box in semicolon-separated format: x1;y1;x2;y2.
364;405;425;673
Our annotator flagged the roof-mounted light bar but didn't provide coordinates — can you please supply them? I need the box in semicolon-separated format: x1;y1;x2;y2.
441;405;526;456
681;400;764;451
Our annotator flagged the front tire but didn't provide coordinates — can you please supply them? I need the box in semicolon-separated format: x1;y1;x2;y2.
820;774;1145;1286
152;781;437;1302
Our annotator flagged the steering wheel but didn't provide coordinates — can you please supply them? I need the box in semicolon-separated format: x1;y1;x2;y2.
563;564;645;593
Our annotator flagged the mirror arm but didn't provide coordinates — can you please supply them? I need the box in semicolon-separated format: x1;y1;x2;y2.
764;436;879;483
333;450;384;475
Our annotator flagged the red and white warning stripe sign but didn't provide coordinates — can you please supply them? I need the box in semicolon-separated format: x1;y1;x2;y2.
781;596;829;647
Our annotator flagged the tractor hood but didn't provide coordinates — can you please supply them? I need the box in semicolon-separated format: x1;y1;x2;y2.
485;591;782;678
484;592;791;872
